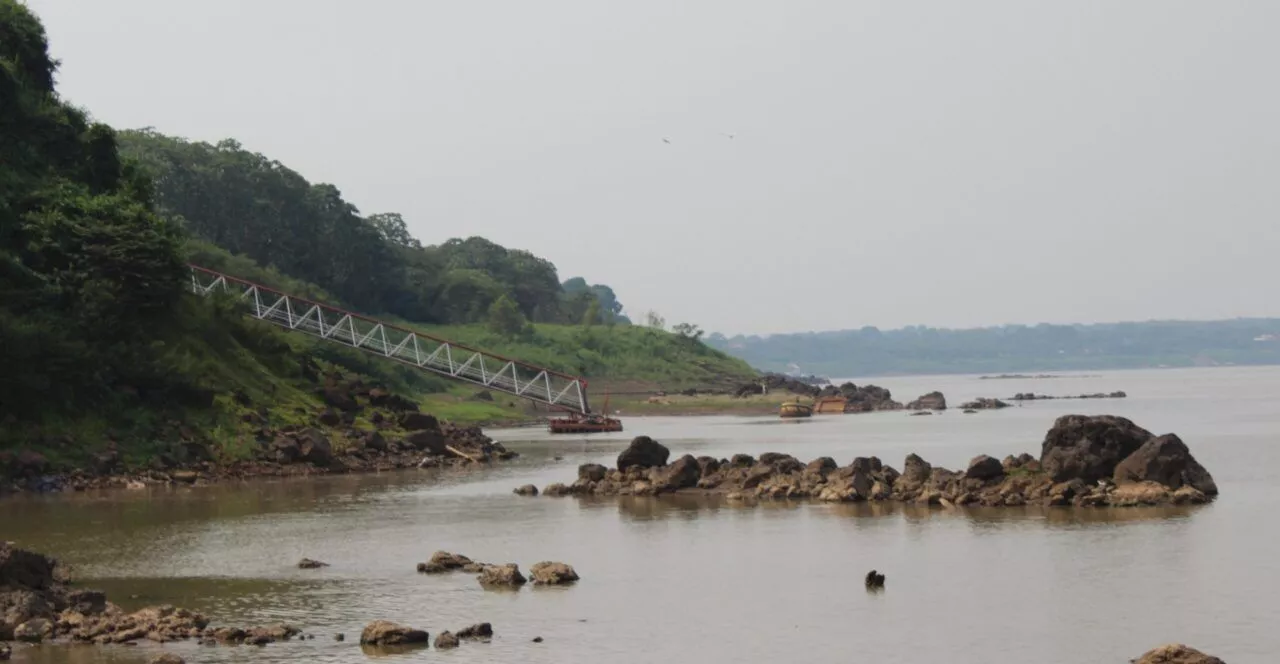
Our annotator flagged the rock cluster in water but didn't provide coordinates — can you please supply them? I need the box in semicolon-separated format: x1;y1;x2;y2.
0;542;300;646
415;552;579;589
539;415;1219;507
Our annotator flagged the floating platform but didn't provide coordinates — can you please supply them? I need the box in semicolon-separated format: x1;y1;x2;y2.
548;415;624;434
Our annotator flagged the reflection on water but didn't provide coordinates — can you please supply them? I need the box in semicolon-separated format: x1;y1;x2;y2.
3;366;1280;663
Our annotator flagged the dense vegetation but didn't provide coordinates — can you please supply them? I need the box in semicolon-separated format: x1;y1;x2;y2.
0;1;753;472
117;130;629;326
708;319;1280;376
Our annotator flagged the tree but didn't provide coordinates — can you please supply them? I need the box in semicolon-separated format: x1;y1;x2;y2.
582;299;600;327
672;322;704;344
645;311;666;329
366;212;421;249
487;294;527;338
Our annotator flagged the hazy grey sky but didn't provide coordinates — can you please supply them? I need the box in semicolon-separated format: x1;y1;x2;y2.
26;1;1280;335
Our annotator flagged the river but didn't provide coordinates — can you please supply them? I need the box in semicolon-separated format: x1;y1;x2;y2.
3;366;1278;663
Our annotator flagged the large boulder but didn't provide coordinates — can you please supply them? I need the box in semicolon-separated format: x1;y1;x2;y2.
1040;415;1153;483
0;543;58;591
965;455;1004;481
359;620;428;646
578;464;607;482
1113;434;1218;495
616;436;669;470
905;391;947;410
404;430;447;454
399;413;439;432
655;455;701;492
1132;644;1225;664
297;429;333;465
529;561;580;585
433;631;459;649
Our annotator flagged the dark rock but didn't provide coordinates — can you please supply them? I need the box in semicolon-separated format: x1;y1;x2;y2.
65;589;107;615
513;484;539;496
364;431;387;452
404;430;446;454
864;570;885;589
14;617;52;642
758;453;804;474
805;457;838;477
1113;434;1218;495
532;636;544;643
1131;644;1225;664
965;455;1004;481
399;413;439;432
456;622;493;640
321;387;359;412
296;429;334;465
905;391;947;410
297;558;329;569
529;561;579;585
901;454;932;483
149;655;186;664
729;454;756;468
359;620;428;646
696;456;722;476
959;398;1010;410
417;551;472;574
334;633;345;641
616;436;669;470
1040;414;1153;483
578;464;607;482
434;631;459;649
656;455;701;492
472;390;495;402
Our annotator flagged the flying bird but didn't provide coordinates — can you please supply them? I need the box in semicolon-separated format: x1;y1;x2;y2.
721;132;735;139
662;137;671;144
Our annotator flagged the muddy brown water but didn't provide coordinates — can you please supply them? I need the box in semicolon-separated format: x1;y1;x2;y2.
3;366;1279;663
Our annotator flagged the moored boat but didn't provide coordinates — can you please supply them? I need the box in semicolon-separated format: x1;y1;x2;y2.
779;401;814;418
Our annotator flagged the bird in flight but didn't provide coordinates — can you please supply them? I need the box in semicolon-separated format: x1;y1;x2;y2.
662;137;671;144
721;132;735;139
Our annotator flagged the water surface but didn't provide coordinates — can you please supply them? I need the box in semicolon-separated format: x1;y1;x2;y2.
3;366;1277;663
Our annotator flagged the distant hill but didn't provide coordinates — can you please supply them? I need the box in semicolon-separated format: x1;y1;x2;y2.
706;319;1280;377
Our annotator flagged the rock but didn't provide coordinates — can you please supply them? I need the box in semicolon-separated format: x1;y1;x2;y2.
364;431;388;452
334;633;345;641
1132;644;1225;664
578;464;607;482
959;398;1009;410
864;570;885;589
417;551;472;574
616;436;669;470
909;411;933;416
1107;481;1173;506
359;620;428;646
1113;434;1218;495
399;413;439;432
532;636;543;643
902;453;932;483
272;437;301;463
318;409;341;427
297;558;329;569
1041;414;1153;483
14;617;51;642
477;564;526;588
805;457;837;477
963;409;978;414
905;391;947;410
434;631;459;649
513;484;539;496
65;589;107;615
655;455;701;492
729;454;755;468
965;455;1004;481
529;561;579;585
149;655;186;664
297;428;334;466
321;387;359;412
542;483;571;497
170;470;198;484
0;643;10;661
404;430;446;454
456;623;493;640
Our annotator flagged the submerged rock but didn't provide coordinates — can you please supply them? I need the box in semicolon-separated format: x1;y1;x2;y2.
359;620;428;646
529;562;579;585
1131;644;1225;664
864;570;885;589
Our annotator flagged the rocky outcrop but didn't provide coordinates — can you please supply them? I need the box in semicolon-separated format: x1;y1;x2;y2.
815;383;904;413
477;564;526;588
2;373;518;496
540;418;1217;508
734;373;824;398
616;436;669;470
456;623;493;640
416;551;482;574
1040;414;1152;483
529;562;579;585
359;620;428;646
1132;644;1225;664
905;391;947;410
958;398;1009;410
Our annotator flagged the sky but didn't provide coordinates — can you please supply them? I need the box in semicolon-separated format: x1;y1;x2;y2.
23;0;1280;336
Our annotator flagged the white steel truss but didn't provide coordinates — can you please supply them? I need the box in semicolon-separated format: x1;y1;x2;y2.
188;265;589;414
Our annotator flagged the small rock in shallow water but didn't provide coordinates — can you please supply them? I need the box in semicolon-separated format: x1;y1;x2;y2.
864;570;885;589
359;620;429;646
334;633;345;641
297;558;329;569
434;631;459;649
477;564;526;588
529;561;579;585
532;636;544;643
513;484;538;496
456;623;493;640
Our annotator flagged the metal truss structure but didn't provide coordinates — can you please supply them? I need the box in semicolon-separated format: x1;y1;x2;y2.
189;265;589;414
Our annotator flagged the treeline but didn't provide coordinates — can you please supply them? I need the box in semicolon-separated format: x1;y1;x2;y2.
117;131;629;326
708;319;1280;376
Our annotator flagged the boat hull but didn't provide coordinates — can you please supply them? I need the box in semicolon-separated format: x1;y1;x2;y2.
779;403;813;418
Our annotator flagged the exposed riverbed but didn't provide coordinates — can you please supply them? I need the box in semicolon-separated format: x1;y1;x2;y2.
3;366;1278;662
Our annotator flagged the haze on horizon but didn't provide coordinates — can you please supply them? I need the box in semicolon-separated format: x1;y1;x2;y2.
24;0;1280;336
